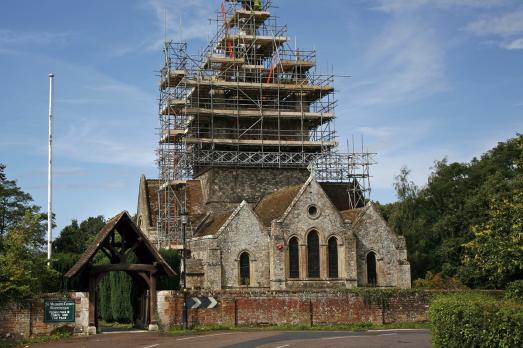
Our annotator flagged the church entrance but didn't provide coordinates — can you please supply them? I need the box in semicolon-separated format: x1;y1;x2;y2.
64;212;176;334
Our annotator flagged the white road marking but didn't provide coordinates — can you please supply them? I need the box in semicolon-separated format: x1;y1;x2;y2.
102;330;148;334
368;329;426;332
143;344;160;348
378;333;397;336
322;335;365;340
176;332;234;341
275;345;290;348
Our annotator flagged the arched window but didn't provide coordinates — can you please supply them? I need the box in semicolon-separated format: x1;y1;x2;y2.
328;237;338;278
367;252;377;287
288;237;299;279
239;252;250;286
307;230;320;278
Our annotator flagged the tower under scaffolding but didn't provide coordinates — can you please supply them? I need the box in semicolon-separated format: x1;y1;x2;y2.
157;0;375;247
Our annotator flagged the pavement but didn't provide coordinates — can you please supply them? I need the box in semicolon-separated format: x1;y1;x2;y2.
26;329;431;348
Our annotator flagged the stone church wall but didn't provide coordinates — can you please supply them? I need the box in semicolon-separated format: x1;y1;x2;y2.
217;204;270;289
196;168;309;212
354;206;411;288
271;179;358;290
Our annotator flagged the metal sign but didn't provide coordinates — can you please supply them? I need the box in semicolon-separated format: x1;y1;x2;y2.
44;300;75;323
187;296;218;309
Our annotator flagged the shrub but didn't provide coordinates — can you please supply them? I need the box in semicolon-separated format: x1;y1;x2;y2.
504;280;523;303
414;271;467;289
429;293;523;348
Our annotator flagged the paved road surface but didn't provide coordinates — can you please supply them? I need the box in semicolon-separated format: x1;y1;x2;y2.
28;329;430;348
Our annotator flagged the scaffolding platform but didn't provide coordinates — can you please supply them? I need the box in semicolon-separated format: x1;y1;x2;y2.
227;9;271;29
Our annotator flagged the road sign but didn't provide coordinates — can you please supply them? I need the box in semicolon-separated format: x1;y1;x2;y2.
44;300;75;323
187;296;218;309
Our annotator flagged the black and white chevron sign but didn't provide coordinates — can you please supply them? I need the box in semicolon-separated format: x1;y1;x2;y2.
187;296;218;309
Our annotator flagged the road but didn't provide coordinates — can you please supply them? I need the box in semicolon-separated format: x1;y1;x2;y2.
28;329;430;348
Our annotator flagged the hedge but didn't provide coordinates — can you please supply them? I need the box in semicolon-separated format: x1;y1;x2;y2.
429;293;523;348
504;280;523;303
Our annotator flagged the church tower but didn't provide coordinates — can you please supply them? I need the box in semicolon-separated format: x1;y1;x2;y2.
156;0;372;247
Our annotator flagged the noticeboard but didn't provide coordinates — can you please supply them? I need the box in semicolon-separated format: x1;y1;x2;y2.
44;300;75;323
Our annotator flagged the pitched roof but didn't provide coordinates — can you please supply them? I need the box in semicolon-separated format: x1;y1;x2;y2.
254;184;302;226
320;182;365;211
65;211;176;279
339;206;367;226
193;211;234;237
186;180;207;226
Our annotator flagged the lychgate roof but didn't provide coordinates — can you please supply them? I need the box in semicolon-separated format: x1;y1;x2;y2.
65;211;176;279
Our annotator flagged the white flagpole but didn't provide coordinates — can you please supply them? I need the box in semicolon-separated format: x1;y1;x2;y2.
47;73;54;262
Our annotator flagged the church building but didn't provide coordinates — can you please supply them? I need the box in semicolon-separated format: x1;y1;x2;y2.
136;0;411;291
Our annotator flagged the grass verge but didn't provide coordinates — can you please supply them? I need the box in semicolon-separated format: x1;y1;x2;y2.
0;332;77;348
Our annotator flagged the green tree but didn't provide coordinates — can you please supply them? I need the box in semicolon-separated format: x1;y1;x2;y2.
463;183;523;287
158;248;181;290
97;275;113;322
378;134;523;287
110;272;134;323
53;216;105;254
0;211;59;304
0;163;43;240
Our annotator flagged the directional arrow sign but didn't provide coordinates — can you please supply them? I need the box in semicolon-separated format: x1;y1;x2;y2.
208;297;218;309
190;297;201;309
187;296;218;309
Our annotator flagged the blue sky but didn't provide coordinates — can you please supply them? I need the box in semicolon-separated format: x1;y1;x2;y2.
1;0;522;236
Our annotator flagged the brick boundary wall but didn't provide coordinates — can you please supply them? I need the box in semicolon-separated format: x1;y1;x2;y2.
0;292;89;339
157;290;431;328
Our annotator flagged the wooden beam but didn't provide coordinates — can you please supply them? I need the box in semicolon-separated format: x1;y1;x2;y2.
91;263;158;274
100;247;113;260
125;237;143;255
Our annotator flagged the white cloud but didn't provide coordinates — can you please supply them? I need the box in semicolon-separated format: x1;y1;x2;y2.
347;20;446;106
145;0;216;50
502;37;523;49
374;0;508;13
55;119;155;167
109;0;217;56
465;7;523;49
0;29;69;47
466;9;523;36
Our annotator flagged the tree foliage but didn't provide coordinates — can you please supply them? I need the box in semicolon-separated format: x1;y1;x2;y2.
0;164;41;238
378;134;523;288
158;248;181;290
53;216;105;254
0;164;59;303
110;272;134;323
0;211;59;304
463;182;523;287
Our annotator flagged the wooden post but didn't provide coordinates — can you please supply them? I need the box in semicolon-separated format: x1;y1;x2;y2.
87;274;97;335
148;272;159;331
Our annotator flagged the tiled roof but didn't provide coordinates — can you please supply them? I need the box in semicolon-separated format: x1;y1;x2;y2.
65;211;176;281
339;207;366;225
320;182;364;211
194;211;234;237
254;184;302;226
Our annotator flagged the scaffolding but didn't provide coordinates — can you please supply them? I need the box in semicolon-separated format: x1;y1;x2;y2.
157;0;374;246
